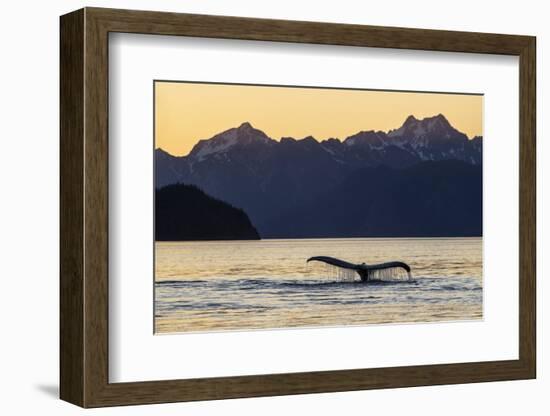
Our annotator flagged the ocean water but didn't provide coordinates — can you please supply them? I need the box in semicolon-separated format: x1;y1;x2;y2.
155;238;482;333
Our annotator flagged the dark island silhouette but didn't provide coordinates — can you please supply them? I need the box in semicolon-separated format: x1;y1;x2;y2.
155;184;259;241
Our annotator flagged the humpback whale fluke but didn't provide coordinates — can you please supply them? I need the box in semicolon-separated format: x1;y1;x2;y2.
307;256;412;282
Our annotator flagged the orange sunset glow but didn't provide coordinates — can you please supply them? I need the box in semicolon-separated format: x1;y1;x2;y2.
155;81;483;156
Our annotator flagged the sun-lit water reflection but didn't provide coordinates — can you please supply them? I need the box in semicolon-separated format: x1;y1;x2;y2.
155;237;482;333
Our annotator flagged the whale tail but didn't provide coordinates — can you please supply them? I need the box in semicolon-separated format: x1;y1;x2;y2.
307;256;412;282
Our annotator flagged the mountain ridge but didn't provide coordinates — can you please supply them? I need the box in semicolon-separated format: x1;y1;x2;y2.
155;114;483;237
157;114;481;159
156;114;482;189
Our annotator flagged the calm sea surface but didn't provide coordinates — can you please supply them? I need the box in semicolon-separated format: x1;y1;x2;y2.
155;238;482;333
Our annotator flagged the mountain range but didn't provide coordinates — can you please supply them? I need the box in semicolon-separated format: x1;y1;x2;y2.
155;114;482;238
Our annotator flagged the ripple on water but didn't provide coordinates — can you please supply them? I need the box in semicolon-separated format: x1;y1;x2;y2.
155;238;483;333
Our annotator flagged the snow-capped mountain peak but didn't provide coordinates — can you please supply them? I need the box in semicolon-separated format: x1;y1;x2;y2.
388;113;453;139
189;122;273;161
155;115;483;191
171;115;480;169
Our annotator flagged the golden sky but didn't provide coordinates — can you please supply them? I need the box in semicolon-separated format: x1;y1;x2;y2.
155;81;483;157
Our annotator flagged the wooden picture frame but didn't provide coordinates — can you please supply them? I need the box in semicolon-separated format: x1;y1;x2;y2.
60;7;536;408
